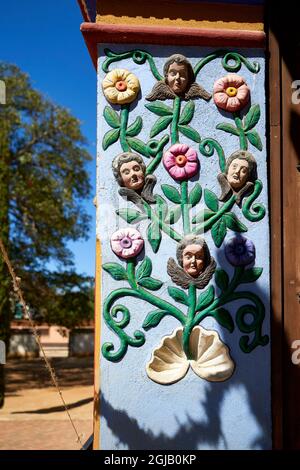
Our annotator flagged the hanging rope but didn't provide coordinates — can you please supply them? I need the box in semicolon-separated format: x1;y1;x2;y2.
0;237;84;448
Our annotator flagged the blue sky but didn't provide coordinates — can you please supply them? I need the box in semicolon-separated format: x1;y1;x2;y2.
0;0;96;276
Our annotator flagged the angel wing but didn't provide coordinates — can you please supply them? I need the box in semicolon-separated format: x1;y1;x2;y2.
167;258;193;289
141;175;157;204
185;82;212;101
118;188;144;211
217;173;232;202
146;81;176;101
194;257;216;290
235;181;254;207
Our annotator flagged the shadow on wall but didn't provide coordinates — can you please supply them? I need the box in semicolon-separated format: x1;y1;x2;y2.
100;244;272;450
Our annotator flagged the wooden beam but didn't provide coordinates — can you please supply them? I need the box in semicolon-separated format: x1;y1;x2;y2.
268;27;283;450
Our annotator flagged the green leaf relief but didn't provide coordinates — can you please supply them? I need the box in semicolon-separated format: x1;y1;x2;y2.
142;310;168;329
156;195;168;221
244;104;261;131
150;116;173;138
102;129;120;151
196;286;215;311
211;218;227;248
204;189;219;212
246;130;263;151
216;123;240;136
126;116;143;137
189;183;202;207
215;269;229;292
165;205;182;225
126;138;150;158
102;263;128;281
192;209;215;224
168;287;189;306
116;208;147;224
147;221;162;253
145;102;173;116
136;257;152;281
103;106;120;129
161;184;181;204
178;125;201;143
239;267;263;284
137;277;163;291
179;101;195;125
224;213;248;233
213;308;234;333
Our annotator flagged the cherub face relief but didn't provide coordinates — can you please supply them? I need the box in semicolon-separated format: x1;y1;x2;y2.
166;62;189;95
227;158;250;191
182;244;205;278
120;160;145;191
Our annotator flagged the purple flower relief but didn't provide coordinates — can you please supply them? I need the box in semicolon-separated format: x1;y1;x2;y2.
110;228;144;259
225;236;256;267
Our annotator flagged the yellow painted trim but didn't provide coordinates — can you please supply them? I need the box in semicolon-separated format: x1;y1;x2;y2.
96;15;264;32
93;237;102;450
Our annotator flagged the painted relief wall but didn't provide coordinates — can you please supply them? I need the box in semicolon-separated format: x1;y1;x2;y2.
96;44;271;450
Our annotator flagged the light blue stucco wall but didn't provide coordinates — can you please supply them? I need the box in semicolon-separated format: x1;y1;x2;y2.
96;43;271;450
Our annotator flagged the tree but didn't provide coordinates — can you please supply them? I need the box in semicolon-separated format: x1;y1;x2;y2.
0;62;93;407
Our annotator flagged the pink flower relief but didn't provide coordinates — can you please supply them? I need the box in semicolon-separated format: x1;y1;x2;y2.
110;228;144;259
213;74;250;112
163;144;199;181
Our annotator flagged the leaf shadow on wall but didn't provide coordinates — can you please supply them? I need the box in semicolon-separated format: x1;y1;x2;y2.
100;245;272;450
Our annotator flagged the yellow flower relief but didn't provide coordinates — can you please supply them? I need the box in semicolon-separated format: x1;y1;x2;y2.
102;69;140;105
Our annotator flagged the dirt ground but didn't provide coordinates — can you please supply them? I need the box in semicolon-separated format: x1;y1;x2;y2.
0;357;94;450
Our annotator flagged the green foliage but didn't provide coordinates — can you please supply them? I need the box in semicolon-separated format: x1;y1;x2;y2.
103;263;128;281
243;104;261;131
126;137;150;157
179;101;195;125
116;208;147;224
189;183;202;207
137;277;163;291
126;116;143;137
136;257;152;281
102;128;120;150
211;218;227;248
224;213;247;232
239;267;263;284
161;184;181;204
213;308;234;333
204;189;219;212
196;286;215;311
0;62;93;350
246;130;263;151
0;63;92;267
178;125;201;143
147;221;161;253
215;269;229;292
145;102;173;116
164;205;181;225
17;270;94;329
156;196;168;221
216;123;240;136
150;116;173;138
142;310;168;329
192;209;215;224
103;106;120;129
216;104;263;151
168;287;189;306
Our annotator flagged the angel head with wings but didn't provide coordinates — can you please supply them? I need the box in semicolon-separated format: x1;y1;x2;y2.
167;235;216;290
217;150;258;207
112;152;157;206
146;54;211;102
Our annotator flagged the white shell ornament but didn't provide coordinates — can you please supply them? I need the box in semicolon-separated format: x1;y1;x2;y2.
146;326;235;385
